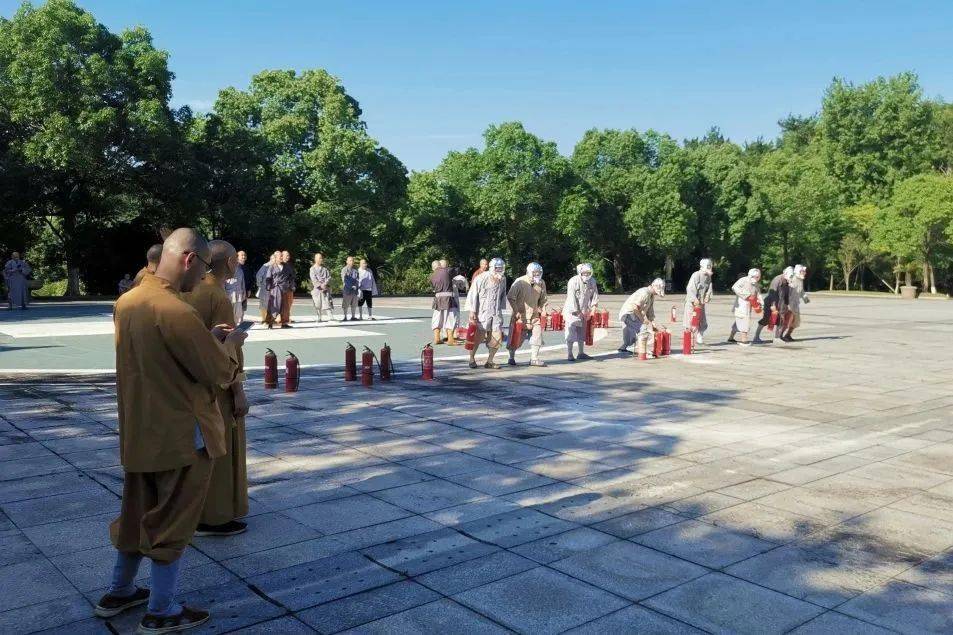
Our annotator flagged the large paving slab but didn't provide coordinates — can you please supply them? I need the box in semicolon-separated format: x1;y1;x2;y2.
1;293;953;633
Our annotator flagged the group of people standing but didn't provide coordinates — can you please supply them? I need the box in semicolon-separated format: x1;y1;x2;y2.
308;253;378;322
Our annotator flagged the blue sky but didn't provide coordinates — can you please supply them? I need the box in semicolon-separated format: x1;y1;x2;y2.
4;1;952;170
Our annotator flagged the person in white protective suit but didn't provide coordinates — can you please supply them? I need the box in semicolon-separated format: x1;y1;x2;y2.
562;263;600;361
466;257;508;369
728;268;763;347
684;258;714;345
506;262;549;367
618;278;666;355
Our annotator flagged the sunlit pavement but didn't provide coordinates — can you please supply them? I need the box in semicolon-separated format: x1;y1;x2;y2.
1;294;952;633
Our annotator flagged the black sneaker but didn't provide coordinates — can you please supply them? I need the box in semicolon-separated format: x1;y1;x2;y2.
94;586;150;618
468;360;478;369
138;605;210;634
194;520;247;537
576;353;592;360
508;358;517;366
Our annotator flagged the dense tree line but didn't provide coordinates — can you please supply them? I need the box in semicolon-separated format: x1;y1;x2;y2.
2;0;952;296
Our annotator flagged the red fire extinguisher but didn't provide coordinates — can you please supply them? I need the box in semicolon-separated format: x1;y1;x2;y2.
540;312;549;331
768;309;779;329
682;329;693;355
670;305;677;323
511;320;525;348
380;343;394;381
662;330;671;356
748;294;763;314
601;308;610;329
690;306;701;330
264;348;278;389
653;331;664;358
584;313;595;346
361;346;374;387
421;343;434;380
344;342;357;381
464;322;478;351
285;351;299;393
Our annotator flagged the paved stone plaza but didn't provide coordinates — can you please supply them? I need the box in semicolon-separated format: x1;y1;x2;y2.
0;293;952;633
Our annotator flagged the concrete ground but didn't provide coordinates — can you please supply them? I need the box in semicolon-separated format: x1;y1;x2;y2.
0;294;952;633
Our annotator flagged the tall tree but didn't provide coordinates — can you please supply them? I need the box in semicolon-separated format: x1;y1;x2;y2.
875;173;953;294
818;73;934;205
207;70;407;272
561;129;650;288
0;0;187;294
748;148;842;273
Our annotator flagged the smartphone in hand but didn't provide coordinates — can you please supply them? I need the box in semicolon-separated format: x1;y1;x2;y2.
235;321;255;333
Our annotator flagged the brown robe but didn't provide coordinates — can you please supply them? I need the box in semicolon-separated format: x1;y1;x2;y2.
110;274;240;561
184;276;249;525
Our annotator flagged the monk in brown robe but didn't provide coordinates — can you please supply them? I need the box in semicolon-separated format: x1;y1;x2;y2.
132;243;163;286
94;229;246;633
184;240;250;537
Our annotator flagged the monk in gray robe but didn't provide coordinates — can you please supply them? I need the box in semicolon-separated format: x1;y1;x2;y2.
684;258;714;345
255;252;282;328
780;264;810;342
728;268;762;347
506;262;548;367
309;253;333;322
562;263;600;361
430;259;459;345
466;257;507;369
3;252;32;310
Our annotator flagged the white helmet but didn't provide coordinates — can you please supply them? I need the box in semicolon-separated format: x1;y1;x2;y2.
526;262;543;281
783;266;795;280
650;277;666;297
577;263;593;279
795;264;807;279
699;258;713;274
748;268;761;282
490;257;505;273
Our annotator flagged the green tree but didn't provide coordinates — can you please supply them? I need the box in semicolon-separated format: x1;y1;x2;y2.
453;122;573;277
560;128;650;288
748;149;842;273
624;155;697;284
0;0;189;294
818;72;934;205
875;173;953;294
206;70;407;275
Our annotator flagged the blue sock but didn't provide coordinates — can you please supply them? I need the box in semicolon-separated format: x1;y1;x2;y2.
147;558;183;616
108;551;142;597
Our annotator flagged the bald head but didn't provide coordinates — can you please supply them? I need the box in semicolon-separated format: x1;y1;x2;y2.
155;228;210;292
208;240;238;279
146;244;163;266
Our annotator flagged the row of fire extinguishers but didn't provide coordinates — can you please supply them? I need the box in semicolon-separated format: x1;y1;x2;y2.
344;342;399;386
263;349;299;392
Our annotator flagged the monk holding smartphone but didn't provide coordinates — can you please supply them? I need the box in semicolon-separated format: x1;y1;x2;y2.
95;229;246;634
